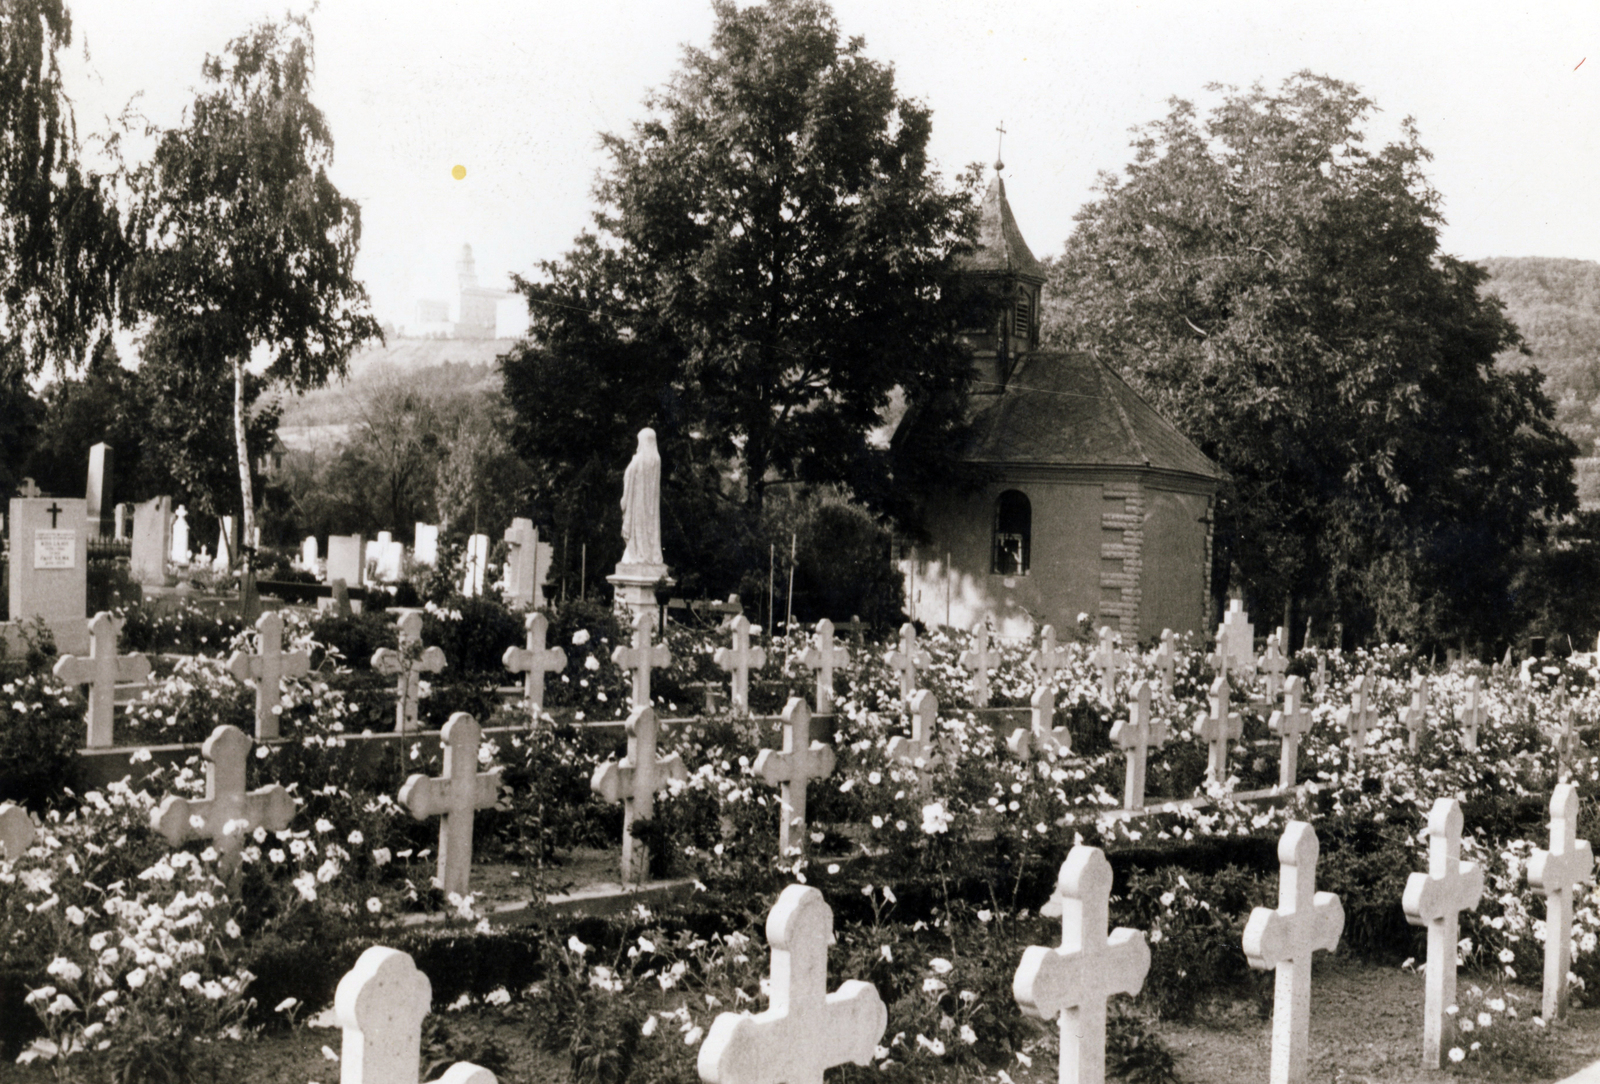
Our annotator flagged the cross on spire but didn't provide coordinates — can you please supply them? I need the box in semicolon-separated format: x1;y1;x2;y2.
698;884;887;1084
1015;846;1151;1084
54;611;151;748
1110;680;1166;811
994;120;1007;172
1269;676;1312;791
1529;783;1596;1021
399;713;502;898
754;698;836;859
1402;798;1484;1068
714;614;767;711
802;618;850;714
611;611;673;709
502;611;567;721
370;612;446;734
227;610;310;741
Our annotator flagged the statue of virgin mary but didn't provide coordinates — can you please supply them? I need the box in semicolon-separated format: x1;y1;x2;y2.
620;428;663;567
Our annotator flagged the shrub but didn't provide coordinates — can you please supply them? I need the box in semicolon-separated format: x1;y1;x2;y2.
0;673;81;809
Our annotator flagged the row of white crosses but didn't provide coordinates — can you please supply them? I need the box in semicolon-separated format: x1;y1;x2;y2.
372;611;447;734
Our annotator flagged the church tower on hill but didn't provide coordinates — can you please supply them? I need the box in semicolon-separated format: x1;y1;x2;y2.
896;167;1223;642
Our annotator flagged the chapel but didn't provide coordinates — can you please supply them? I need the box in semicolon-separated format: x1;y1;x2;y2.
897;169;1223;642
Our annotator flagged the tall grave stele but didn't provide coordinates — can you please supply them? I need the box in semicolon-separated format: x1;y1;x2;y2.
8;496;90;654
130;496;173;587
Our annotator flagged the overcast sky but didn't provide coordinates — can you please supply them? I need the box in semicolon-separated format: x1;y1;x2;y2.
60;0;1600;333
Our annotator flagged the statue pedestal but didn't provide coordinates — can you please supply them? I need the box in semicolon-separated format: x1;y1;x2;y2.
608;563;673;630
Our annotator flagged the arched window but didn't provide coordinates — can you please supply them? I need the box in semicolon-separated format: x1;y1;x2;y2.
992;490;1031;575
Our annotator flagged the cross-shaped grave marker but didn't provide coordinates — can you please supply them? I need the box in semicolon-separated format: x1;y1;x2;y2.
1261;632;1289;703
226;611;310;741
958;622;996;708
1206;621;1232;686
150;724;295;887
591;705;688;884
754;697;836;859
53;611;151;749
1335;673;1377;767
1090;626;1128;701
370;611;446;734
1243;821;1345;1084
1400;675;1431;753
612;611;673;709
1014;684;1072;760
884;623;931;701
698;884;887;1084
1529;783;1596;1021
1402;797;1484;1068
1110;681;1167;811
1221;599;1257;678
887;688;942;782
334;946;497;1084
0;802;37;859
15;476;41;498
398;713;503;899
714;614;768;711
1547;685;1580;781
1269;676;1313;791
1030;624;1070;690
502;612;567;722
1015;845;1152;1084
1456;675;1488;753
802;618;850;714
1194;676;1242;786
1154;629;1178;694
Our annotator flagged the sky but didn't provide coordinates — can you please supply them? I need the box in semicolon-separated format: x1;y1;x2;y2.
57;0;1600;334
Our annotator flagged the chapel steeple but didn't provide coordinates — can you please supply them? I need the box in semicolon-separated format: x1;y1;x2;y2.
956;162;1047;393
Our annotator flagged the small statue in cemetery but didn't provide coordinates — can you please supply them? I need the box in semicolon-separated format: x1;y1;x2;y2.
620;427;663;567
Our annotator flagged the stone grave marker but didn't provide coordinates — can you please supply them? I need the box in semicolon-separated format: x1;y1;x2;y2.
130;496;172;586
802;618;850;714
1221;599;1256;678
213;515;235;571
0;802;37;859
54;611;151;747
714;614;767;711
1548;686;1580;781
334;946;497;1084
502;518;548;609
150;724;295;886
170;504;190;565
1456;675;1487;753
85;442;112;536
1529;783;1596;1021
591;705;688;885
1269;676;1312;790
371;611;447;733
1243;821;1345;1084
1014;846;1152;1084
1206;620;1232;686
113;502;129;540
1090;626;1127;701
227;610;310;741
957;622;995;708
375;539;405;582
1314;653;1327;697
1022;683;1072;758
413;522;439;566
9;496;89;654
1194;676;1242;786
1400;675;1430;753
1110;680;1166;811
1335;673;1377;767
1154;629;1178;694
300;535;318;571
612;611;672;709
502;612;566;720
884;623;931;701
1402;797;1484;1068
698;884;886;1084
461;533;490;596
15;477;40;497
1030;624;1070;690
399;712;503;898
887;689;942;780
754;698;836;858
1261;632;1289;703
327;534;365;587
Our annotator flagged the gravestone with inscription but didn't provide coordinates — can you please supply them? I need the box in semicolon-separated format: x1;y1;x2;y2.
7;497;89;653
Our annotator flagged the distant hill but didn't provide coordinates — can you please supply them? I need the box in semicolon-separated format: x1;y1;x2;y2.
1482;258;1600;452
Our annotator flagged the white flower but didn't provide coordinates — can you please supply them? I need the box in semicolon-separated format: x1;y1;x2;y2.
89;932;109;952
292;871;318;901
916;1034;946;1057
125;968;147;989
959;1024;977;1045
275;997;299;1013
1449;1047;1466;1062
47;993;76;1016
201;981;225;1001
179;972;202;991
929;958;953;975
366;897;382;914
486;987;511;1006
922;977;947;994
46;958;82;983
568;935;588;957
64;905;85;927
642;1015;659;1037
921;802;952;835
684;1025;704;1046
371;848;392;867
347;831;364;846
315;818;334;834
572;629;591;646
225;919;241;939
584;655;601;672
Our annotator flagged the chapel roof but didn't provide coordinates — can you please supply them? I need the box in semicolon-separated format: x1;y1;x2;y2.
960;352;1223;480
960;175;1048;282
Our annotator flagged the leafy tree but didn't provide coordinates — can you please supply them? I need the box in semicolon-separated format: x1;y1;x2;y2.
125;15;379;568
1043;73;1577;648
502;0;977;592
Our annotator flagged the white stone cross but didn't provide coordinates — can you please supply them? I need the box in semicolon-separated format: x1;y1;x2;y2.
1221;599;1257;678
370;611;447;734
1030;624;1070;691
591;705;688;884
54;611;151;748
1090;626;1127;701
887;689;942;780
1402;797;1484;1068
1110;681;1166;811
1154;629;1178;694
1194;676;1242;785
1014;845;1151;1084
227;611;310;741
1269;676;1313;791
335;946;496;1084
802;618;850;714
958;622;996;708
714;614;768;711
150;724;295;886
884;623;931;701
1456;675;1487;753
612;611;673;709
1400;675;1430;753
1261;632;1289;703
754;698;836;858
1529;783;1596;1021
0;801;37;859
1019;684;1072;759
1243;821;1345;1084
502;612;567;721
698;884;886;1084
398;713;503;899
1547;685;1580;781
1335;674;1377;767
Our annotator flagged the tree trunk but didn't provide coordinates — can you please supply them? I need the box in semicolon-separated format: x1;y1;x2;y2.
232;354;255;570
